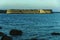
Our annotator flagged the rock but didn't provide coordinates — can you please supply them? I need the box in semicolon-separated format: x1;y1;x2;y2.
0;27;2;29
39;38;46;40
10;29;23;36
31;38;37;40
51;32;60;35
1;35;12;40
0;32;5;36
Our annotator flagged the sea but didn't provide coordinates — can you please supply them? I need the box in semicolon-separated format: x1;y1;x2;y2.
0;13;60;40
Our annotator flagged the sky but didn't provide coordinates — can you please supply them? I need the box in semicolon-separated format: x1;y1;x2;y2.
0;0;60;12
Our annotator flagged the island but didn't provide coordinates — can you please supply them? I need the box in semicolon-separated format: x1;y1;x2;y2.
6;9;52;14
0;9;52;14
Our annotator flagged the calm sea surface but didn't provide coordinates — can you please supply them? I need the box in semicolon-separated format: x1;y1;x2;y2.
0;13;60;40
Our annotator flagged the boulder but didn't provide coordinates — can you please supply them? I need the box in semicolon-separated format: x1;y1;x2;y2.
10;29;23;36
31;38;37;40
51;32;60;35
39;38;46;40
0;32;5;36
0;27;2;29
1;35;12;40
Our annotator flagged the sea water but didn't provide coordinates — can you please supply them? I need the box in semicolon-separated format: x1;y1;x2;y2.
0;13;60;40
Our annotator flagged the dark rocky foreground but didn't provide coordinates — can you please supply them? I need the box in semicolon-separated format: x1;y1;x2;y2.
1;35;12;40
10;29;23;36
0;13;60;40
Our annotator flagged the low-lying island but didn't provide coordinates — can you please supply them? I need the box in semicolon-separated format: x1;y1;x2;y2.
0;9;52;14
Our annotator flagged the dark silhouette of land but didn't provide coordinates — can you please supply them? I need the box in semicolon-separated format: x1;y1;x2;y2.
52;12;60;13
0;10;7;13
0;10;60;13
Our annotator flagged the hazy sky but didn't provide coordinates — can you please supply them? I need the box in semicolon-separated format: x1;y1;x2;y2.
0;0;60;12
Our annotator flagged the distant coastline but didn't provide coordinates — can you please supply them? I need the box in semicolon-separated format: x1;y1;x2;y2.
0;10;7;13
0;9;60;14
